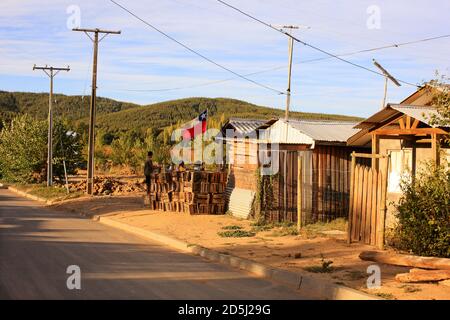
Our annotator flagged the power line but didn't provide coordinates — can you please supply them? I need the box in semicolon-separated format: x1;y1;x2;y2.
111;34;449;93
214;0;431;88
109;0;284;95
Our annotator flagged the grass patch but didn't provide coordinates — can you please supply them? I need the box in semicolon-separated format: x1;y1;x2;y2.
13;183;83;201
375;292;395;300
250;223;274;232
303;256;334;273
273;221;295;228
400;285;422;293
221;225;243;230
247;220;302;235
218;230;256;238
302;218;347;238
269;225;299;237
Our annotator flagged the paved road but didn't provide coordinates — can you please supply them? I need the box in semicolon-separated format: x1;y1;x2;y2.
0;189;304;299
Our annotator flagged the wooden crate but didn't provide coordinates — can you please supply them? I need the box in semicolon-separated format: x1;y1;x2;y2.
144;170;228;215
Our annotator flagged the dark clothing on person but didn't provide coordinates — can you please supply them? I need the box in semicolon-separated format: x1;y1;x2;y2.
144;159;153;176
145;175;151;192
144;159;153;193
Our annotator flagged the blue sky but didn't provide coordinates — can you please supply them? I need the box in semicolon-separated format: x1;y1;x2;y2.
0;0;449;117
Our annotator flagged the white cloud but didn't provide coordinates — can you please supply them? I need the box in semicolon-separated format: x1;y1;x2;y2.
0;0;449;117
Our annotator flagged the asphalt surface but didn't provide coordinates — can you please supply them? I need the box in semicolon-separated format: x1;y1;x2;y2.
0;189;304;299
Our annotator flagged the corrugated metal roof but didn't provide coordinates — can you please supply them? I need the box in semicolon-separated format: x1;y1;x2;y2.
354;108;398;129
289;119;361;142
262;119;360;144
225;118;269;135
390;104;441;127
355;104;442;129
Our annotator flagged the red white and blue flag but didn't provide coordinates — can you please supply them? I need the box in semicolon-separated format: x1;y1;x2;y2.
181;110;208;140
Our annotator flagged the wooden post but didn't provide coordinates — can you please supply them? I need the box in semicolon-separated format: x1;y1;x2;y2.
406;116;411;129
372;133;379;170
347;152;356;244
297;153;303;232
431;133;440;166
377;156;389;250
370;168;378;245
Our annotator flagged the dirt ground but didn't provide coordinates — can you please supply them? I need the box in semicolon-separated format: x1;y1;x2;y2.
50;195;450;300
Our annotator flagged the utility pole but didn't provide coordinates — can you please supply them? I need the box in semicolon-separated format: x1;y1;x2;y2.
373;59;401;109
271;25;309;121
73;28;121;195
286;34;294;121
33;65;70;187
284;27;296;121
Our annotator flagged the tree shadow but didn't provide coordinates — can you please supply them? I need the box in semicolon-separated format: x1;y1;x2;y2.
0;191;305;300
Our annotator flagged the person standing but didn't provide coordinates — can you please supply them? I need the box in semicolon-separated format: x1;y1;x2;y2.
144;151;154;194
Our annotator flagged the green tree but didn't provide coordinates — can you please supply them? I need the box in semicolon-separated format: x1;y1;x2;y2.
0;115;47;182
141;129;170;165
426;74;450;148
52;121;84;181
0;115;84;182
428;75;450;128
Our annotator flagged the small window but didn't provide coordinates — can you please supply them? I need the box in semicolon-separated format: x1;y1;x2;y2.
388;149;412;193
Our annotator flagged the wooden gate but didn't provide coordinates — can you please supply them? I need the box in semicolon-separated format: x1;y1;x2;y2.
347;152;389;249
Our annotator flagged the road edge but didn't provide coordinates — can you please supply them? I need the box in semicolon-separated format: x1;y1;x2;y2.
4;186;380;300
7;185;56;205
96;215;380;300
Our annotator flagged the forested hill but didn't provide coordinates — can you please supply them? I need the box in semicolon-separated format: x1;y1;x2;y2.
95;97;363;135
0;91;363;134
0;91;139;124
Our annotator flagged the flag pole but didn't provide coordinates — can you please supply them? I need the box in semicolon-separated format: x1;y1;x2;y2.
201;110;206;166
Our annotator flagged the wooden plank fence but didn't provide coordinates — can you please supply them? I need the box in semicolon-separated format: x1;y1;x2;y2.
347;152;389;249
261;147;369;225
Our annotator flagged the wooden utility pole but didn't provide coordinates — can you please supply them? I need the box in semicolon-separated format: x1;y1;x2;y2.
273;25;300;121
297;153;303;232
32;65;70;187
73;28;121;195
286;34;294;121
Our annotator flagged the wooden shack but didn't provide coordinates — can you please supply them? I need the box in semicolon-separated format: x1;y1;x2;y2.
344;84;449;247
219;118;274;219
347;103;449;229
256;119;370;225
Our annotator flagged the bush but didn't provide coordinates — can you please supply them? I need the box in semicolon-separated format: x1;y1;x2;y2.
393;164;450;258
0;115;83;183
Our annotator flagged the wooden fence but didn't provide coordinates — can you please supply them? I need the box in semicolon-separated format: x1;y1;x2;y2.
261;146;370;225
347;152;389;249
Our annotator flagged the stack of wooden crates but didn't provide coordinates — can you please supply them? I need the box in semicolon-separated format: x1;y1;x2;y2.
146;171;227;215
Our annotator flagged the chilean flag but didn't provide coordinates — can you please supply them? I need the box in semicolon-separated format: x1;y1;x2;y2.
181;110;208;140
